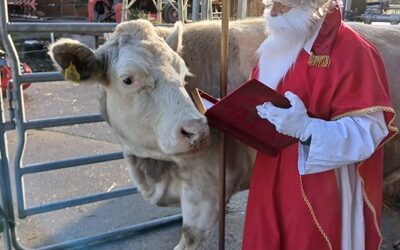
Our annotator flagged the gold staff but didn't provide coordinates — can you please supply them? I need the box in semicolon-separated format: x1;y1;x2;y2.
219;0;230;249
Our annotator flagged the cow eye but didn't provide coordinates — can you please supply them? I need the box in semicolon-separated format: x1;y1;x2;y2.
123;77;133;85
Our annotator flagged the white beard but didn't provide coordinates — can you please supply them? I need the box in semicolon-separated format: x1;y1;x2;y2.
258;7;316;90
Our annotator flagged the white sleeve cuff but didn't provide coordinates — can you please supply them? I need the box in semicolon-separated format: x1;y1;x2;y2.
298;112;388;175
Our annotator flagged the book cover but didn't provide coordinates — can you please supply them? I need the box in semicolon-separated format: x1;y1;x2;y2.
191;79;298;155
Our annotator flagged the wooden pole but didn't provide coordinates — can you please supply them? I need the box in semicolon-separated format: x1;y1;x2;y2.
121;0;127;22
219;0;229;250
157;0;162;24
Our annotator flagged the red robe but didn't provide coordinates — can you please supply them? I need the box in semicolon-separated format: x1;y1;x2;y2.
242;9;397;250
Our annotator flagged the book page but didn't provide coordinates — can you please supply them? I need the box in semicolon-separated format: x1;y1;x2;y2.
202;97;216;110
191;88;219;114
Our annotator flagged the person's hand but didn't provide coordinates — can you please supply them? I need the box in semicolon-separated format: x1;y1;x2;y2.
256;91;312;142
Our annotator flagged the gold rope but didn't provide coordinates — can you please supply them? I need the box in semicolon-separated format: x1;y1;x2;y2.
335;108;398;249
301;107;397;250
300;176;333;250
356;162;383;249
331;106;398;134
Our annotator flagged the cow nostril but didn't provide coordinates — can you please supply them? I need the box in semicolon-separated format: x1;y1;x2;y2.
181;128;195;139
179;119;210;148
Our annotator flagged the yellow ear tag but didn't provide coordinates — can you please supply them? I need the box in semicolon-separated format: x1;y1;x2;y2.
64;62;81;82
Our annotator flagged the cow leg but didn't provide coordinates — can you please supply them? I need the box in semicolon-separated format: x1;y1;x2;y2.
383;168;400;200
174;184;218;250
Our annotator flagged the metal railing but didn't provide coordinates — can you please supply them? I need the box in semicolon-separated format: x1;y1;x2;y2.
362;12;400;24
0;1;181;249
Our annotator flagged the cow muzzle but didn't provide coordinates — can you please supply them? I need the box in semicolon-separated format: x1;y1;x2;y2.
178;118;210;153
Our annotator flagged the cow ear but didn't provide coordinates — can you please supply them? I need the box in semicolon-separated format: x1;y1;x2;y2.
48;38;103;83
165;21;183;53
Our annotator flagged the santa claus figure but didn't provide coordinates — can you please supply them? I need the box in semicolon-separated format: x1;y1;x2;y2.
243;0;398;249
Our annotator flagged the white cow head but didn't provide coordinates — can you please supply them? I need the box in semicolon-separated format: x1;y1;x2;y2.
49;20;210;161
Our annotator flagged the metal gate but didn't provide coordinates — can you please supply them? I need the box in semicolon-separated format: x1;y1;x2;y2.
0;2;181;249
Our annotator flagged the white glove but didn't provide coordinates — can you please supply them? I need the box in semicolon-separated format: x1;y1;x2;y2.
256;91;313;142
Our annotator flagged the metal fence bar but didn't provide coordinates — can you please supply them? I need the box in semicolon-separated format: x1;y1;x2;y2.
20;152;124;175
19;72;64;83
23;186;138;217
8;22;117;33
16;214;182;250
0;0;29;226
362;13;400;24
2;122;16;132
24;114;104;130
0;81;15;250
0;3;21;249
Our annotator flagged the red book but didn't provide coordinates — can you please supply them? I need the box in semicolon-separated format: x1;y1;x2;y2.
191;79;298;156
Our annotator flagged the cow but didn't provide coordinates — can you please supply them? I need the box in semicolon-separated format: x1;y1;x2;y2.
48;19;400;250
